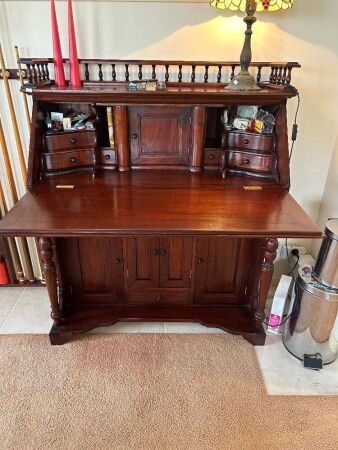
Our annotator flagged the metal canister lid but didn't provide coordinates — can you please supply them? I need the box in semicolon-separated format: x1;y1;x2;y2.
325;218;338;241
297;265;338;301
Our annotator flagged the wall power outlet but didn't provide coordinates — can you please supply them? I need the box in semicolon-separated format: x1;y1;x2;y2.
290;245;308;255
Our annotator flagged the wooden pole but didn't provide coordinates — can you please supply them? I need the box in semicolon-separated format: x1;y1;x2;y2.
0;43;27;180
0;119;35;281
0;45;35;281
0;180;25;282
15;46;31;133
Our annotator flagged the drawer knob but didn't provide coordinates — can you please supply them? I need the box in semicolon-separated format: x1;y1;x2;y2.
198;257;204;264
69;138;77;144
209;154;215;160
69;156;77;163
153;250;159;255
160;250;167;256
242;159;250;165
131;133;138;139
104;154;111;160
114;257;121;264
155;295;161;302
243;139;249;144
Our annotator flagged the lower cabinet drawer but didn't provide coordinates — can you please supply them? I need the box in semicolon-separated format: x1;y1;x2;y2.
225;150;274;174
127;291;191;305
44;148;95;172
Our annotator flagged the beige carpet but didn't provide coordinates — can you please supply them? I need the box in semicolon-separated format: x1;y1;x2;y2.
0;334;337;450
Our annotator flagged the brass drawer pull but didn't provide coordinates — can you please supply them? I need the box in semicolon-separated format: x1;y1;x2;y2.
198;257;204;264
131;133;138;139
104;154;111;160
114;258;121;264
242;159;250;165
69;156;77;163
160;250;167;255
155;295;161;302
209;154;215;160
153;250;159;255
69;138;77;144
243;139;249;144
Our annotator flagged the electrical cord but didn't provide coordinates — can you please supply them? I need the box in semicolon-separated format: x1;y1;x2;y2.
289;92;300;161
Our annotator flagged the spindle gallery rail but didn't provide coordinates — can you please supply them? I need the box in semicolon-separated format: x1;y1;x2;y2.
16;58;301;87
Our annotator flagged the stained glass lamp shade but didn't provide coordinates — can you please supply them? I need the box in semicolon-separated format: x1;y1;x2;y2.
209;0;294;90
210;0;293;12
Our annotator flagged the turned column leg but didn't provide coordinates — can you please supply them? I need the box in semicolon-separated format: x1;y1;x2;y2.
255;238;278;323
38;237;61;326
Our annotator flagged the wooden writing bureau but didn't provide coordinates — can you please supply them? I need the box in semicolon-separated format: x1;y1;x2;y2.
0;62;321;345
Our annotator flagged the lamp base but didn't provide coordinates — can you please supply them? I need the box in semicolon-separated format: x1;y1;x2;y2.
226;70;261;91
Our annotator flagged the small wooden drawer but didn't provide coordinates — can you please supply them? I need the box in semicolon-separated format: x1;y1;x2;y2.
203;149;220;166
46;131;96;152
225;150;274;174
44;148;95;172
127;291;191;305
97;148;116;166
228;132;273;152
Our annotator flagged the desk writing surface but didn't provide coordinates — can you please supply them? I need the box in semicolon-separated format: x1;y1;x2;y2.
0;171;321;238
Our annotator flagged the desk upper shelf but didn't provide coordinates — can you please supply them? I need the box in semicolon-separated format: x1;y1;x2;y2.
29;83;297;105
0;171;321;238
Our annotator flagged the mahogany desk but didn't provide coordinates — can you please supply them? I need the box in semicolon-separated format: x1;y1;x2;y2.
0;82;321;344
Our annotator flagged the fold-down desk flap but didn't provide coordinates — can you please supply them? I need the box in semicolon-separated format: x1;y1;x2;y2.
0;178;321;238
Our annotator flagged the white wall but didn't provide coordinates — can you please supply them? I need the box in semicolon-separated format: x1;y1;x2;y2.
0;0;338;276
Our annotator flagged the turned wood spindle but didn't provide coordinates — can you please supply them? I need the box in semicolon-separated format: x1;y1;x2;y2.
165;65;169;82
278;67;283;84
32;63;37;83
84;63;89;81
255;238;278;323
26;63;33;84
256;66;262;83
125;64;129;82
230;65;236;80
204;65;209;83
45;63;50;80
111;64;116;82
38;237;61;325
282;66;287;85
217;65;222;83
191;65;196;83
36;64;42;82
286;67;292;84
40;64;46;81
151;64;156;80
178;64;182;82
98;63;103;81
138;64;143;80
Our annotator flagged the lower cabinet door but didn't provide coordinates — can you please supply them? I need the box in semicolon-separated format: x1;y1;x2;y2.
60;238;124;304
193;237;253;305
126;237;159;289
159;237;193;288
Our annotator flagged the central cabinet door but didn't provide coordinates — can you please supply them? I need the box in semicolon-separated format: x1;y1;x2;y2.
129;106;192;166
126;237;193;289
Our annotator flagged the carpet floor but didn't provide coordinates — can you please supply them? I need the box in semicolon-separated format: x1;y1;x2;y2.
0;334;337;450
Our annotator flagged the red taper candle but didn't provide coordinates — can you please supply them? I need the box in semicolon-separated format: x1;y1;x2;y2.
68;0;81;88
51;0;66;88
